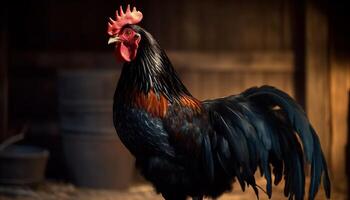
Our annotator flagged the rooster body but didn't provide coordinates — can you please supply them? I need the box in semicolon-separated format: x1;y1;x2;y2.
108;6;330;200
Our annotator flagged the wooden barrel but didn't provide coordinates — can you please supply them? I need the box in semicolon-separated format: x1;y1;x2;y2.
57;69;134;189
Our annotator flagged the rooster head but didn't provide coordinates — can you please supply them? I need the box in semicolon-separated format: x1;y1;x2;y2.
107;5;143;62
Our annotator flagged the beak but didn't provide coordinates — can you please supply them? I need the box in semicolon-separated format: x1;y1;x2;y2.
108;35;120;45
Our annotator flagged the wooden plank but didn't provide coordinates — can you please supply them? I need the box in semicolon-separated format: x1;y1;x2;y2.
14;51;294;73
0;3;8;141
182;0;200;50
348;75;350;195
7;1;295;52
169;51;294;73
291;0;306;106
263;72;294;97
330;54;350;192
219;72;245;97
305;1;331;166
178;69;294;102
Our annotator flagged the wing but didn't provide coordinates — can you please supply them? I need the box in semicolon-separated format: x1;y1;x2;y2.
203;85;331;200
163;105;215;181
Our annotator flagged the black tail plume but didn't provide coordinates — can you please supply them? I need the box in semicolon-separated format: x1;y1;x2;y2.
242;86;331;199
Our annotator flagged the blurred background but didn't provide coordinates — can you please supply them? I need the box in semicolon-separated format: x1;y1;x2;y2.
0;0;349;199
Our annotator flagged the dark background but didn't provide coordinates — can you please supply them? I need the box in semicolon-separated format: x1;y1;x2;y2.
1;0;350;193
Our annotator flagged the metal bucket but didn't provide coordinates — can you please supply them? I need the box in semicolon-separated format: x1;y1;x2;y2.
0;145;49;185
62;132;133;189
58;69;119;133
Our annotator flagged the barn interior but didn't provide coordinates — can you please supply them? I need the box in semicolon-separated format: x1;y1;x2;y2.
0;0;349;199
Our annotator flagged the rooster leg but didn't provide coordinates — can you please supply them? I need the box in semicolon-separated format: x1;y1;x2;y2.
192;196;203;200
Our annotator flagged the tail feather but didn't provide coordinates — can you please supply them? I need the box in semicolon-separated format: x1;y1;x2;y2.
269;111;305;199
322;154;331;198
242;86;314;161
242;86;330;199
309;127;331;199
205;85;331;200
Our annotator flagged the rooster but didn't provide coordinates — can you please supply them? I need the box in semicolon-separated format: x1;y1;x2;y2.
108;5;331;200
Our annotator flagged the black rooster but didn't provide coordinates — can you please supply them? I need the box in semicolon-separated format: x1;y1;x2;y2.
108;5;331;200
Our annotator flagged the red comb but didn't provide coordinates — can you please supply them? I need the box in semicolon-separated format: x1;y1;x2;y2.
107;5;143;36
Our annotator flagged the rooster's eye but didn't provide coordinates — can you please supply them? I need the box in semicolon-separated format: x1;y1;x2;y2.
125;29;131;36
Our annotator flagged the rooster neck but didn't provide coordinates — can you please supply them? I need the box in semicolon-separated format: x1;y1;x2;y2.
114;25;202;114
116;53;191;104
115;26;193;105
115;59;202;115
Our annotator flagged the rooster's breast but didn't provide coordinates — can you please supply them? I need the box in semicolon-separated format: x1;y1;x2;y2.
113;105;175;158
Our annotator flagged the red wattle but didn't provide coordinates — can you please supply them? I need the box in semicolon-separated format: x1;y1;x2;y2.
115;42;138;62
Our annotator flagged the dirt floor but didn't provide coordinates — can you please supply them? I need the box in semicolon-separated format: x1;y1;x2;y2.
0;179;345;200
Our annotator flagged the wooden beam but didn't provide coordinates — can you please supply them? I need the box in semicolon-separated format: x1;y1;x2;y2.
14;51;294;73
0;3;8;141
169;51;294;73
330;54;350;192
305;0;331;175
292;0;306;107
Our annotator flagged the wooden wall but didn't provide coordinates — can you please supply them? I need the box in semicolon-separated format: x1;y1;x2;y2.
305;0;331;169
8;0;298;126
7;0;295;52
304;0;350;192
8;0;336;182
330;55;350;192
0;3;8;141
329;0;350;192
143;0;294;52
174;52;294;100
16;51;294;99
142;0;297;99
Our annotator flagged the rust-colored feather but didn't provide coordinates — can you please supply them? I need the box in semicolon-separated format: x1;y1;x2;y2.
132;89;202;117
179;95;202;113
133;89;169;118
